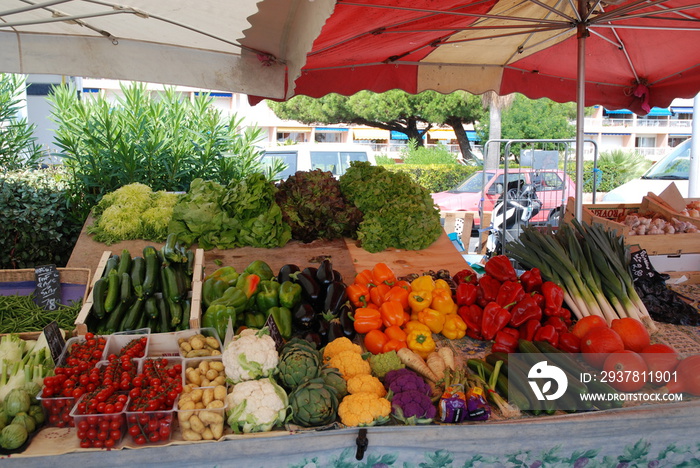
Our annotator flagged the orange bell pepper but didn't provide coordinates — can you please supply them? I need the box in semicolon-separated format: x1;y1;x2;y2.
403;320;431;335
410;275;435;292
372;262;397;286
442;313;467;340
354;269;376;289
352;307;383;334
384;325;407;342
346;283;370;308
384;285;409;310
431;288;457;315
393;280;411;291
380;300;406;328
383;339;407;353
370;283;391;307
418;307;445;334
364;329;389;354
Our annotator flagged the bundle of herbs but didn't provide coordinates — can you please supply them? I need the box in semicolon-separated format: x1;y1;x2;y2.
339;162;443;253
275;169;362;243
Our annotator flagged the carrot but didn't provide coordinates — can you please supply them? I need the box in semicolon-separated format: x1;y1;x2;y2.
426;351;447;382
438;347;456;371
397;347;439;382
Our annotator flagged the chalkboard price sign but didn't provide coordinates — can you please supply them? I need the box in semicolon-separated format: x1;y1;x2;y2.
44;321;66;365
630;249;657;281
34;264;62;311
264;314;285;351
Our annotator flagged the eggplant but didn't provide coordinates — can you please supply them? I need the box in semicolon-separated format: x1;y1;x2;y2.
338;303;357;340
303;266;318;279
332;270;343;283
292;303;319;330
323;281;348;316
316;259;335;286
296;272;321;306
326;318;346;343
317;318;330;346
277;264;300;284
300;331;323;349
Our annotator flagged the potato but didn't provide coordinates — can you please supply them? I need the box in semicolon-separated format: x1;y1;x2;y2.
190;388;203;403
180;342;193;353
187;350;211;358
205;336;220;350
206;400;224;409
213;385;227;401
202;388;214;407
179;400;195;411
199;411;224;426
198;361;210;373
213;375;226;386
190;337;205;350
195;402;205;409
182;384;194;394
182;429;203;441
209;361;224;372
189;415;205;433
211;350;221;356
177;337;187;345
179;419;191;430
211;422;224;439
186;369;202;386
202;428;214;440
205;369;219;381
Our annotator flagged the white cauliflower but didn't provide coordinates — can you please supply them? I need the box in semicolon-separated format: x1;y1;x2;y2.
225;378;289;433
222;328;279;383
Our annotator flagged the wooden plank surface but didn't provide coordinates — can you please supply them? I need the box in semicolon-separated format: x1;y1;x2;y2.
344;231;469;278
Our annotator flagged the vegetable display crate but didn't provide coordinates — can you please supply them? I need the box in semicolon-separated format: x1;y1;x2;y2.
74;249;204;336
0;267;91;339
69;393;131;449
564;197;700;256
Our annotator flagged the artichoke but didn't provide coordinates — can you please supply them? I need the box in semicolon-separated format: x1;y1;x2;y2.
289;378;339;427
320;366;348;399
278;340;323;390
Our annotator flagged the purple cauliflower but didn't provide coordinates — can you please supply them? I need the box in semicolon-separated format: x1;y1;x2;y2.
384;368;430;395
391;390;436;424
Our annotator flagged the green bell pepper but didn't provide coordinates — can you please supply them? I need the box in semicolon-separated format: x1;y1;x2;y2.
255;280;280;315
244;260;275;281
236;273;261;299
206;266;240;286
210;286;248;310
268;306;292;340
244;311;267;329
202;304;237;342
202;277;228;308
279;281;302;310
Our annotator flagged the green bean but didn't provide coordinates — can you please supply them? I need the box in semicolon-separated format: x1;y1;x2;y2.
0;294;83;333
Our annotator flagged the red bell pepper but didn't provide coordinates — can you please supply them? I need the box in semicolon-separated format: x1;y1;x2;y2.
557;332;581;353
496;281;525;309
519;267;543;293
541;281;564;317
484;255;517;282
481;302;512;341
500;327;520;339
478;275;501;307
453;267;479;286
519;319;541;341
492;329;520;353
544;316;568;335
458;304;484;340
533;324;559;348
509;296;543;328
456;283;478;306
531;292;545;310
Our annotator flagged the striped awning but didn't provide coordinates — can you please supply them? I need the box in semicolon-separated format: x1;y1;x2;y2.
277;127;311;132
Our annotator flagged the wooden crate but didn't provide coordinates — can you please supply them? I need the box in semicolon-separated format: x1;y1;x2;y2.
0;267;91;339
74;249;204;335
564;197;700;255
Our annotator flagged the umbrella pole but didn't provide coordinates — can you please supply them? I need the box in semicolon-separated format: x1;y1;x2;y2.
574;0;588;222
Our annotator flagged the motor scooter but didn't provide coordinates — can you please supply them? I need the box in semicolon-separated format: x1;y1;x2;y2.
486;180;542;256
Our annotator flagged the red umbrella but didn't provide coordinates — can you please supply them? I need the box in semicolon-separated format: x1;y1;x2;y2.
278;0;700;218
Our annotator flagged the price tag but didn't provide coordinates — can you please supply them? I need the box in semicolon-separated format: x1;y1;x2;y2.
44;321;66;365
34;264;62;311
630;249;658;281
264;314;285;351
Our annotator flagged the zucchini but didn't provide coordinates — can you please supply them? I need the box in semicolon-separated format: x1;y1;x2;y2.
103;255;119;278
186;250;195;277
120;298;145;332
130;256;145;298
142;246;159;296
148;315;160;334
91;278;108;319
137;306;150;330
120;272;132;304
179;299;191;331
161;233;182;265
157;297;171;333
104;301;128;334
486;352;545;415
104;269;120;313
585;379;624;410
162;266;181;303
169;300;183;328
116;249;132;276
144;296;158;319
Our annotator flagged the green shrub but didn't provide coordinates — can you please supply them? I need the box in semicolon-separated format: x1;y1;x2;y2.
0;168;82;268
382;164;476;193
400;140;461;165
0;74;43;170
49;82;266;219
569;150;652;193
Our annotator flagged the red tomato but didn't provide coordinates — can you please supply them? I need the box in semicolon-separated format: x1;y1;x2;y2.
602;350;649;392
640;343;680;377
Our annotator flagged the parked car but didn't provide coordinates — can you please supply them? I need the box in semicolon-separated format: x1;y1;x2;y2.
258;143;376;180
602;139;692;203
432;169;575;226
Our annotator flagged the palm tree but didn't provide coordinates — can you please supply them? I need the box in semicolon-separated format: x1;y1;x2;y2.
481;91;515;169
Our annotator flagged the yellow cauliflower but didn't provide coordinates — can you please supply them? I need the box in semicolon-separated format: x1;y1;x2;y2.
338;392;391;427
346;374;386;397
323;337;362;363
328;350;371;381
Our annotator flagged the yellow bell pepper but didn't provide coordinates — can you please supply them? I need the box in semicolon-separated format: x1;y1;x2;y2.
417;307;445;334
434;279;451;290
410;275;435;292
431;288;456;315
406;329;436;359
403;320;431;334
408;289;432;316
441;313;467;340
